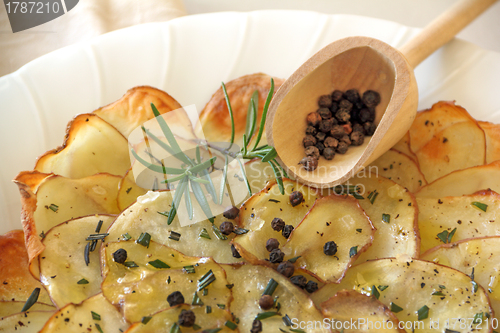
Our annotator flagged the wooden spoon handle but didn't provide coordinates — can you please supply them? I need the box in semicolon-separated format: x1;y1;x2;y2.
399;0;497;68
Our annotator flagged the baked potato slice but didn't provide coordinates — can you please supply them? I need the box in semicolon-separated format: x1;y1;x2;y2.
421;236;500;321
39;215;116;307
117;168;148;211
281;195;375;283
417;190;500;253
391;131;418;163
479;121;500;164
313;258;493;333
0;311;54;332
0;301;53;319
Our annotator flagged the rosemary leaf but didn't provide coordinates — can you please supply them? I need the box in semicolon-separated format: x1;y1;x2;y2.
91;311;101;320
237;158;252;196
244;90;258;148
212;225;228;240
95;220;103;233
252;78;274;150
84;242;90;266
188;174;211;184
189;157;217;174
167;177;188;225
198;269;216;291
184;181;193;220
261;147;277;163
233;228;249;235
196;145;202;163
148;259;170;269
77;278;89;284
136;232;151;248
131;148;184;174
169;323;181;333
190;178;215;223
255;312;279;321
268;160;284;195
219;155;229;205
192;291;204;305
21;288;40;312
221;82;235;147
199;228;211;239
169;231;181;242
263;278;278;296
161;173;187;184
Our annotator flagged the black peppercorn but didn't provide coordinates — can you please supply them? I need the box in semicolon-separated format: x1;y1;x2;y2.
362;90;381;108
178;309;196;327
336;141;349;154
342;123;352;135
231;244;241;258
358;107;375;123
351;131;365;146
266;238;280;252
303;135;317;148
304;146;320;160
259;294;274;310
305;280;319;293
298;156;318;171
167;291;184;307
269;248;284;263
290;275;307;289
251;319;263;333
340;135;351;146
305;126;317;136
219;221;234;235
323;241;338;256
330;125;345;139
352;122;364;134
331;90;344;102
289;191;303;207
223;205;239;220
339;99;352;111
112;248;127;264
323;148;335;160
330;102;338;114
315;131;326;142
345;89;360;104
318;94;333;108
277;261;295;278
317;107;332;120
364;122;377;136
306;112;322;127
324;137;339;149
315;142;325;154
335;110;351;123
271;218;285;231
282;225;294;239
319;118;336;133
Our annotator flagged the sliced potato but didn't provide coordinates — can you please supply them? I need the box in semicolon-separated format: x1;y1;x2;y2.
421;236;500;320
101;241;231;323
243;158;277;195
126;304;233;333
350;174;419;261
415;121;486;183
321;290;404;333
232;179;319;265
367;149;426;192
93;86;193;139
416;161;500;198
35;114;130;179
392;131;418;163
117;168;148;211
281;195;374;283
0;311;54;332
313;258;493;333
479;121;500;164
417;190;500;253
0;230;52;304
39;215;116;307
0;301;54;318
224;263;328;332
39;293;129;333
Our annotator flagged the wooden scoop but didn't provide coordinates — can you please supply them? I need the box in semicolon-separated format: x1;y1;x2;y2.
266;0;497;188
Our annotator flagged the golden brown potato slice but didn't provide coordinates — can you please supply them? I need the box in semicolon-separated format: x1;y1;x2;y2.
93;86;193;139
39;293;129;333
479;121;500;164
0;230;52;305
416;161;500;198
223;263;328;332
351;174;419;261
392;131;418;163
101;241;231;323
313;258;493;333
195;73;284;147
417;190;500;253
367;149;426;193
415;121;486;183
14;171;121;263
0;311;54;332
34;114;130;179
321;290;404;333
126;304;233;333
281;195;374;283
0;301;54;318
117;168;148;211
39;215;116;308
421;236;500;321
232;179;319;265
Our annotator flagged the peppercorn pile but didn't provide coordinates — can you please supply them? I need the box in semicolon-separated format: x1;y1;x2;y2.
300;89;380;171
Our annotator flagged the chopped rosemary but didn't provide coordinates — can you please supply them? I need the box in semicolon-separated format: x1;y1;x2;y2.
437;228;457;244
141;316;152;324
439;285;446;289
169;231;181;241
192;324;202;330
472;280;479;293
198;269;216;291
84;242;90;266
169;323;180;333
202;288;208;296
473;312;484;324
91;311;101;320
123;261;139;268
95;323;104;333
224;320;238;330
95;220;103;233
212;225;228;240
199;228;211;239
86;233;109;241
349;246;358;258
288;256;301;263
233;227;249;235
226;284;234;289
471;201;488;212
89;240;97;252
122;233;132;241
371;285;380;299
390;302;403;313
367;190;379;204
217;304;226;309
269;199;280;203
21;287;40;312
431;291;445;296
206;305;212;314
417;305;429;320
167;276;171;284
148;259;170;269
77;278;89;284
255;312;279;320
263;278;278;296
382;213;390;223
192;292;204;305
183;265;196;274
48;203;58;212
282;314;292;326
447;228;457;243
356;228;362;233
378;285;389;291
136;232;151;248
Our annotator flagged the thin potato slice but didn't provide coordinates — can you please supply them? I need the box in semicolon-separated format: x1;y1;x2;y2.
421;236;500;321
415;121;486;183
232;179;319;265
117;168;148;211
416;161;500;198
39;215;116;307
281;195;374;283
0;301;54;318
479;121;500;164
417;190;500;253
126;304;233;333
0;230;52;304
101;241;231;323
224;263;328;333
93;86;193;139
313;258;493;333
321;290;404;333
0;311;54;332
351;174;419;261
39;293;129;333
35;114;130;179
367;149;426;193
392;132;418;163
